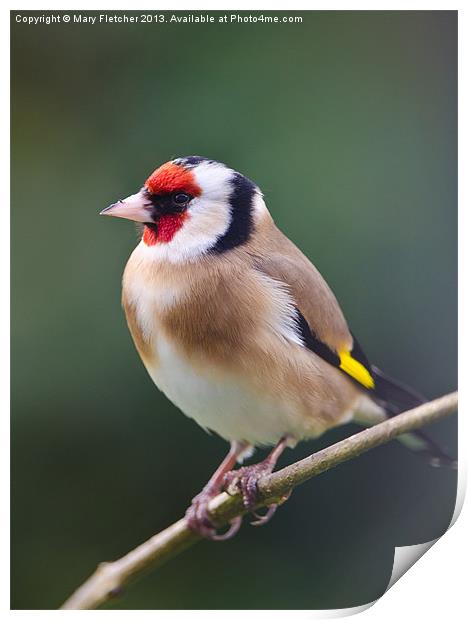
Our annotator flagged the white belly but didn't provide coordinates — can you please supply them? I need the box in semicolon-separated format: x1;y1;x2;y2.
145;334;303;446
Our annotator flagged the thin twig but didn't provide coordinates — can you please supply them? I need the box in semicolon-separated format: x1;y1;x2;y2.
61;391;458;610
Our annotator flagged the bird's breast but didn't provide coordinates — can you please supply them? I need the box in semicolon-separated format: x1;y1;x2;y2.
121;244;360;445
121;257;305;445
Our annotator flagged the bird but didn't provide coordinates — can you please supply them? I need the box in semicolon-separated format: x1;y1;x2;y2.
101;156;454;540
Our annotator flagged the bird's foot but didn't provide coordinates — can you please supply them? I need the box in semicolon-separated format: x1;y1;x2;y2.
185;485;242;541
224;460;291;526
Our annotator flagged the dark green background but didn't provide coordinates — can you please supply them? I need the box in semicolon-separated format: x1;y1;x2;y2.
11;10;457;610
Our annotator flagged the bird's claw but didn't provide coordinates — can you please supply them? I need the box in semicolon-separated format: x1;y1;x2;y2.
185;488;242;541
186;444;291;539
223;460;284;526
250;489;292;525
251;503;278;526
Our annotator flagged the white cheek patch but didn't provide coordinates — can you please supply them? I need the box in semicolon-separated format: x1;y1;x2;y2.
175;194;232;255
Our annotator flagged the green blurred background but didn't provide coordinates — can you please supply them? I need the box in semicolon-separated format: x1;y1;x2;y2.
11;10;457;610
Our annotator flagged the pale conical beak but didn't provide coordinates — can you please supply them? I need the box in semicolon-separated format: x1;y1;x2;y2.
100;191;153;223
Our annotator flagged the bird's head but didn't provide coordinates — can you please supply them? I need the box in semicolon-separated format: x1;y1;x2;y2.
101;156;266;261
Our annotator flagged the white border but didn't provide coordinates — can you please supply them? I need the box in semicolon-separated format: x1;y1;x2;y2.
4;2;464;617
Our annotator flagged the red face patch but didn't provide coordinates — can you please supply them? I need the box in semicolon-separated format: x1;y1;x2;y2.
142;162;200;246
145;162;202;197
142;212;189;246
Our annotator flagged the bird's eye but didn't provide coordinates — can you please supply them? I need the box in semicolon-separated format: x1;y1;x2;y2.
173;192;191;206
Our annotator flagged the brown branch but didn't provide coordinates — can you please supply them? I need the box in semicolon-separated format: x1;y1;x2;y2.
61;391;458;610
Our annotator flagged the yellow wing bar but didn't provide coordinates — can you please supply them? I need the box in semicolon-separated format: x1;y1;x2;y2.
338;350;375;389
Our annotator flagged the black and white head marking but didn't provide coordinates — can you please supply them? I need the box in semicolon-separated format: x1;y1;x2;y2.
174;156;260;253
210;171;258;253
137;156;265;263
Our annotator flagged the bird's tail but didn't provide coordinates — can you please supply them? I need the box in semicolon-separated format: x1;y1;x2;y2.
371;366;456;469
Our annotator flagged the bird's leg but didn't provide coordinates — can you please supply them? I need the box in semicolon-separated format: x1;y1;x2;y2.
223;436;291;526
185;441;250;541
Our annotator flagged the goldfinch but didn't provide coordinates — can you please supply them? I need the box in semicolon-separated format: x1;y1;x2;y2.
101;156;453;540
